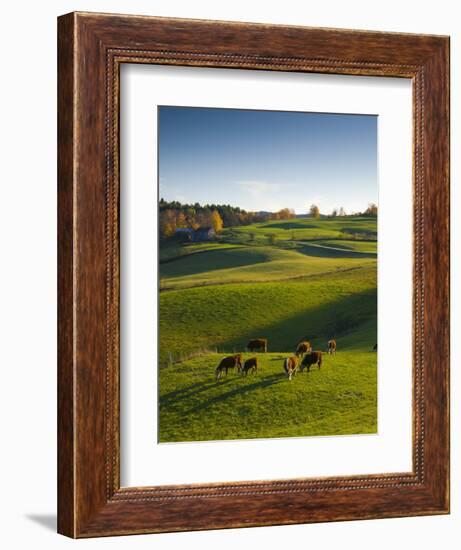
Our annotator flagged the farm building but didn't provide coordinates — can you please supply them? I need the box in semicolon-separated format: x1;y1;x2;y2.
175;226;216;242
193;227;215;241
175;228;193;239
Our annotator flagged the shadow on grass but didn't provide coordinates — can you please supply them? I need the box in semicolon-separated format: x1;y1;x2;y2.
160;247;270;278
217;286;377;355
160;377;233;409
184;373;286;414
296;244;376;259
342;227;377;238
161;285;376;366
260;222;316;230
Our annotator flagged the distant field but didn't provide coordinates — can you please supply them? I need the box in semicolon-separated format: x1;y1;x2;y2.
222;216;377;245
159;240;242;261
311;239;378;253
159;266;376;364
158;215;377;442
159;245;375;290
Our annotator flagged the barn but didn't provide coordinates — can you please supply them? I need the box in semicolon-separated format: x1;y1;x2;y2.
174;226;215;242
174;227;194;241
192;227;215;241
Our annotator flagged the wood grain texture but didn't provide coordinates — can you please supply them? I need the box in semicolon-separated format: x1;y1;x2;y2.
57;12;450;538
57;12;75;538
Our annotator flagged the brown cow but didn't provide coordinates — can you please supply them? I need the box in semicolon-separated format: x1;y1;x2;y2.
295;341;311;357
300;351;323;372
241;357;258;376
234;353;244;373
247;338;268;352
215;354;242;380
327;340;337;355
283;356;298;381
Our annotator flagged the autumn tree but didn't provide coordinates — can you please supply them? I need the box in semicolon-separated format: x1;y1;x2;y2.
184;207;197;228
159;199;298;231
364;203;378;217
159;209;177;237
331;208;338;217
277;208;295;220
310;204;320;219
176;211;187;228
196;210;211;228
210;210;223;233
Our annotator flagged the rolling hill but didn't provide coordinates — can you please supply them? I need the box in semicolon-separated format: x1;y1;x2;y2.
158;216;377;442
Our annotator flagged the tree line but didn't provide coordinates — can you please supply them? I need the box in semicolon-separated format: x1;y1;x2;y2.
309;203;378;219
159;199;296;237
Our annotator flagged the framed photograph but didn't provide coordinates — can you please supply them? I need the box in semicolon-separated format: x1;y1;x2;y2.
58;12;450;537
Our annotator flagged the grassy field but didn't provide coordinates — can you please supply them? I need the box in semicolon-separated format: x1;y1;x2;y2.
221;216;377;245
310;239;377;253
158;216;377;443
159;245;375;290
159;350;377;442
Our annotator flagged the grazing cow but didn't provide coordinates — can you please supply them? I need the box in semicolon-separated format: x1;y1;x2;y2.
247;338;268;353
372;343;378;352
283;356;298;381
215;354;242;380
241;357;258;376
300;351;323;373
233;353;244;373
295;341;311;357
327;339;337;355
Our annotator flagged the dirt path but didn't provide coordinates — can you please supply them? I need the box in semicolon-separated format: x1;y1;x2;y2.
293;241;377;255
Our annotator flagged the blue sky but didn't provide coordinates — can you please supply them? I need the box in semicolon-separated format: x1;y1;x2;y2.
158;106;377;215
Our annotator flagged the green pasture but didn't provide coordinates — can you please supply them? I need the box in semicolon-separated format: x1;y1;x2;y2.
158;216;377;442
159;340;377;443
222;216;377;245
310;239;378;253
159;245;375;290
159;240;242;261
159;266;376;364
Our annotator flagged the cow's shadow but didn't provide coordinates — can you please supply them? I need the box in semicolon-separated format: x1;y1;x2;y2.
160;378;233;410
185;373;285;414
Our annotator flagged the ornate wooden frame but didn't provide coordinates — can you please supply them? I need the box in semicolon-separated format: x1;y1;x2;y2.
57;12;450;538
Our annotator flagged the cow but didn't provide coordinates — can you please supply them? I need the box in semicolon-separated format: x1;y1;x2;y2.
247;338;268;353
215;354;242;380
372;343;378;352
233;353;244;372
327;339;337;355
241;357;258;376
295;340;311;357
283;356;298;381
300;351;323;373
